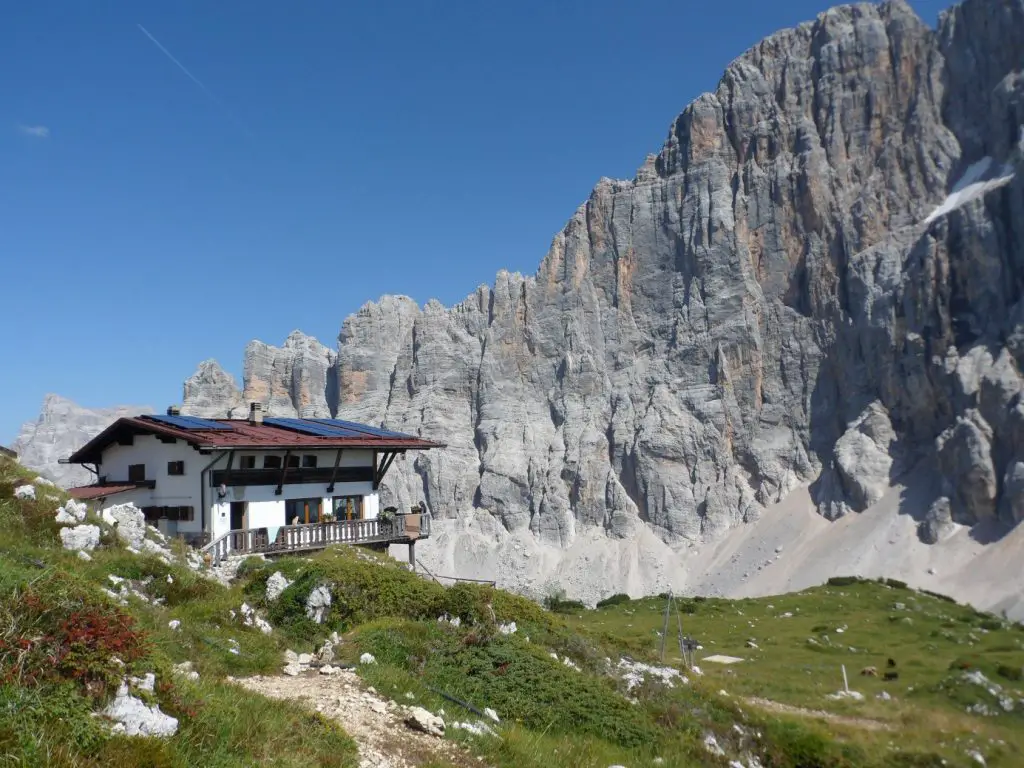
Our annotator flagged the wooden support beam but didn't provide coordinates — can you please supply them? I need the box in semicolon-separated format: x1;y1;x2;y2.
326;448;344;493
222;450;235;488
275;450;292;496
374;451;400;489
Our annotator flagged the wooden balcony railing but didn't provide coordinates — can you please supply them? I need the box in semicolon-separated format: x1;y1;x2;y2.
201;513;430;566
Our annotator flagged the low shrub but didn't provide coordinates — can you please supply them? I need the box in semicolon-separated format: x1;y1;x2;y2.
0;572;149;699
353;619;661;749
826;576;866;587
920;588;957;604
997;664;1023;682
596;593;631;609
545;596;587;614
760;718;867;767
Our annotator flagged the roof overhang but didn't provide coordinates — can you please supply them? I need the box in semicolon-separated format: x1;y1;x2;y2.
67;480;155;501
66;416;445;465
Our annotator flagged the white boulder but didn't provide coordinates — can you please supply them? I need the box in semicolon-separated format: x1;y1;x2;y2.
404;706;445;737
77;550;92;561
14;484;36;500
129;673;156;692
306;585;332;624
359;652;377;665
239;602;273;635
265;571;293;601
103;503;148;550
55;507;79;525
317;639;336;663
172;661;199;681
168;620;181;631
57;499;87;523
102;681;178;737
60;524;100;552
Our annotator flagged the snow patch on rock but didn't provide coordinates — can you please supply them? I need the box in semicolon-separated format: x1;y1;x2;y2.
924;157;1015;224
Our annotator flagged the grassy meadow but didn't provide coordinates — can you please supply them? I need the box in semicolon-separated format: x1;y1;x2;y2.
1;452;1023;767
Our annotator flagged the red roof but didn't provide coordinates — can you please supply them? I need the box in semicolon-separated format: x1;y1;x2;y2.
68;483;142;500
67;416;444;464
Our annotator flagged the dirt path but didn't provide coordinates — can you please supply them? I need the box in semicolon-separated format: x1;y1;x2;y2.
233;670;486;768
743;696;892;731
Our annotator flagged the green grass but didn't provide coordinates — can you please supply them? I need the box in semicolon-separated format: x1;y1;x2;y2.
564;583;1024;766
4;452;1024;768
0;456;359;768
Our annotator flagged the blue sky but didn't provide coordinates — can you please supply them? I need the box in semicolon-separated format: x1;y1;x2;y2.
1;0;941;442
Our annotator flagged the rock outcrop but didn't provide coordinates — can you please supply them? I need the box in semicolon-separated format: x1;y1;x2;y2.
13;395;152;487
242;331;337;418
184;0;1024;547
181;360;246;418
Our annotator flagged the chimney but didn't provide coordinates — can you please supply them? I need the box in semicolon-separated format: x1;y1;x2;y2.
249;402;264;425
167;405;181;416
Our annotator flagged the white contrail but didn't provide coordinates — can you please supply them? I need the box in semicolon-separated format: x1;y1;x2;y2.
137;23;255;141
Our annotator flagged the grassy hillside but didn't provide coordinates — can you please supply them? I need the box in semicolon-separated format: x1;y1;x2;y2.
2;452;1023;767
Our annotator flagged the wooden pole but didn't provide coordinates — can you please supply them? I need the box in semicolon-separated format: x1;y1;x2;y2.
660;592;672;663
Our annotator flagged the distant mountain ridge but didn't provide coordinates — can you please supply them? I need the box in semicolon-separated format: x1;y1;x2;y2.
13;395;153;487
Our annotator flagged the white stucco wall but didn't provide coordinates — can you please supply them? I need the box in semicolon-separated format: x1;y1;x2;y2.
210;481;379;539
90;437;384;542
96;435;204;534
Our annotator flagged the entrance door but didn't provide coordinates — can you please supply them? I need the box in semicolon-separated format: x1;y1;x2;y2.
230;502;247;531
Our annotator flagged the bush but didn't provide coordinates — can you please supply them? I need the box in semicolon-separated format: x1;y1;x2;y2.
354;619;661;749
761;718;867;767
920;589;957;604
979;619;1004;631
596;593;631;609
997;664;1023;682
544;595;586;614
826;576;866;587
0;572;149;699
884;578;909;590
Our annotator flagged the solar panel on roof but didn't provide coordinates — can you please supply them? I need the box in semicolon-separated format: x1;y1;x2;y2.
263;417;358;437
310;418;416;440
145;414;233;431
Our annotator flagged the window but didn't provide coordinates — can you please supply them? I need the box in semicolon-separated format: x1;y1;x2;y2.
263;455;282;469
287;454;300;469
167;460;185;476
240;456;256;469
285;498;322;524
128;464;146;482
141;506;194;522
333;495;363;521
302;455;318;468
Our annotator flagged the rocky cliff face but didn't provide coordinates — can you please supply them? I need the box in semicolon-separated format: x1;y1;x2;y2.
13;396;153;487
180;0;1024;589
